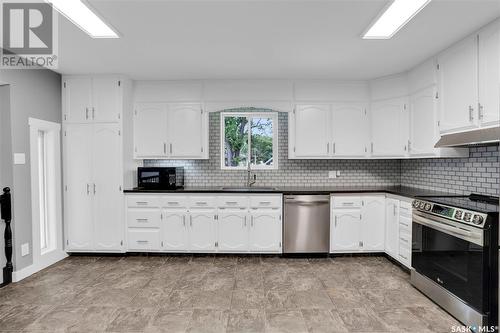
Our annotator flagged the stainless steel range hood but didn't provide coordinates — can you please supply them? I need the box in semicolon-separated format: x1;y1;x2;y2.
435;127;500;148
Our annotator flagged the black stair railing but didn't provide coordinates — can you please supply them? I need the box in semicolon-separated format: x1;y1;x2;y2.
0;187;12;287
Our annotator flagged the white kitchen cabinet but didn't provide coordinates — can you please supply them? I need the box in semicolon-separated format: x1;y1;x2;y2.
409;86;438;156
331;210;361;252
249;210;281;253
63;124;93;251
92;124;123;251
134;103;168;158
167;103;207;158
361;196;385;251
63;77;92;123
63;76;122;123
189;210;217;252
385;198;400;258
437;35;479;133
291;104;331;158
64;123;124;252
163;209;188;251
331;103;368;157
218;210;248;252
370;98;409;157
478;20;500;127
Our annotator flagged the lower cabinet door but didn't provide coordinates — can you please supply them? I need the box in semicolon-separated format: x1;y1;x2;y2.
361;196;386;251
331;210;361;252
188;210;217;252
218;211;249;252
163;209;188;251
249;210;281;253
385;199;400;258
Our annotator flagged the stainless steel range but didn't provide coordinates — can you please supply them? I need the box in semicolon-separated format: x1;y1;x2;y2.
411;194;499;332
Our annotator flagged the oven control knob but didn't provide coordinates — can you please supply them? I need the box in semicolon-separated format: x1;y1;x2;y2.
454;210;463;220
463;212;472;222
419;202;426;209
424;203;431;211
472;215;484;225
413;200;420;208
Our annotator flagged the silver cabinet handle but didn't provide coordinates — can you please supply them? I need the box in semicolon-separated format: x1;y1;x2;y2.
327;142;329;154
136;201;148;205
136;240;149;244
371;142;374;153
251;215;254;227
342;202;354;206
163;143;167;154
167;201;179;205
86;184;90;195
393;205;396;216
183;215;186;227
93;183;96;195
478;103;484;120
190;215;193;227
85;107;89;120
259;201;271;205
196;202;207;205
400;237;409;243
92;107;95;119
399;254;408;260
244;215;247;227
170;143;173;154
469;105;474;121
400;222;409;228
136;218;148;223
226;201;238;205
334;216;338;227
408;140;411;152
333;142;336;154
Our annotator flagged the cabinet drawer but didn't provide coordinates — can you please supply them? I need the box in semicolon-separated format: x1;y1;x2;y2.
399;230;411;249
398;245;411;265
332;196;361;208
399;216;411;231
162;196;189;208
249;196;281;208
127;196;161;208
127;229;161;251
218;196;249;208
127;209;161;228
189;196;216;208
399;201;412;217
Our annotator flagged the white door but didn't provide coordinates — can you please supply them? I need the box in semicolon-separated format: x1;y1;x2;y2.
385;199;400;258
167;103;205;158
409;86;439;156
63;77;92;123
292;104;331;158
92;78;121;123
92;123;123;251
331;210;361;252
188;210;216;252
370;98;408;157
134;103;168;158
438;35;479;133
218;210;248;252
478;20;500;127
361;197;385;251
63;124;93;250
249;210;281;253
163;209;188;251
331;103;368;157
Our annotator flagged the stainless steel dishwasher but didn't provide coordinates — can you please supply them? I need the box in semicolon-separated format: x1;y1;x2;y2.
284;195;330;254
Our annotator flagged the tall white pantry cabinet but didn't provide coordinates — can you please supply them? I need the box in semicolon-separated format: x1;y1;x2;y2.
62;76;131;252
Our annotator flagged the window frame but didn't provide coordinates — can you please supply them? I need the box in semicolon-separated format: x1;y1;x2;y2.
220;111;278;170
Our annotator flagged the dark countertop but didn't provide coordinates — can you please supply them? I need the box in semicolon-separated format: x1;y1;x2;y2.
124;185;454;198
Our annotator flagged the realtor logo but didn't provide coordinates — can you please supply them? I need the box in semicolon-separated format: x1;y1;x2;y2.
1;1;58;69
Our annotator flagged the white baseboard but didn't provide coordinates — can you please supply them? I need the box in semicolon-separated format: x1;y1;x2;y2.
12;251;68;282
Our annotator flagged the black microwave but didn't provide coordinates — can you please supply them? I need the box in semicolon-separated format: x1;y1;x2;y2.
137;167;184;190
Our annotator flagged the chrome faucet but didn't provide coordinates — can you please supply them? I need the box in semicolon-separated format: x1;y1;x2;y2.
247;163;256;187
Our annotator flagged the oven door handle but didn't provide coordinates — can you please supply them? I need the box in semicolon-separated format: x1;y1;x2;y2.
412;214;482;246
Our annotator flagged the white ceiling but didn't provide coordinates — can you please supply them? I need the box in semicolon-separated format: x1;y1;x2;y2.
56;0;500;80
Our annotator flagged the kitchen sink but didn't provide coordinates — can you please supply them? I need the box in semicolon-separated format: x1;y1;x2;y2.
221;186;277;191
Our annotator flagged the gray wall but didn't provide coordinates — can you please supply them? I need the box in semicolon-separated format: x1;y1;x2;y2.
146;111;401;187
0;70;61;271
401;146;500;196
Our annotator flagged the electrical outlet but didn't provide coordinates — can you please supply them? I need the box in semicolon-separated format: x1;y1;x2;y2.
21;243;29;257
336;171;341;177
328;171;337;179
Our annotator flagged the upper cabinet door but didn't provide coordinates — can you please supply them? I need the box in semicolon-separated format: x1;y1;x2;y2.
63;77;92;123
370;98;408;157
292;104;331;158
134;103;168;158
92;78;121;123
92;123;123;251
478;20;500;127
63;124;93;251
409;86;439;156
437;35;479;133
361;197;385;251
331;103;368;157
167;103;206;159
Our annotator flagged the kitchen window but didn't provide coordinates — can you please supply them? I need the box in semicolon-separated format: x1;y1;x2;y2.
221;112;278;170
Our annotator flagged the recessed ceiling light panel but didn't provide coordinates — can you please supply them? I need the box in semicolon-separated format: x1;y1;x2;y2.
45;0;119;38
363;0;431;39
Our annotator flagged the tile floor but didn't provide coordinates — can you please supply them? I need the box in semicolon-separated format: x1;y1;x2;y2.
0;255;462;333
